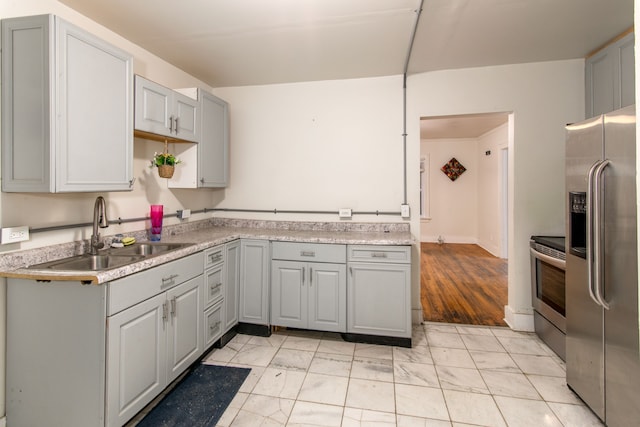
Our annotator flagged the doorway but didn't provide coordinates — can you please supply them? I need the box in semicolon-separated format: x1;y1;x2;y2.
419;112;511;326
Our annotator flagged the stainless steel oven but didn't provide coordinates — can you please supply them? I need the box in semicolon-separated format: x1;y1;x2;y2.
530;236;566;360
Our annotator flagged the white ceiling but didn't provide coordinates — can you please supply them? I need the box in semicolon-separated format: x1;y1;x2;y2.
59;0;633;88
58;0;633;137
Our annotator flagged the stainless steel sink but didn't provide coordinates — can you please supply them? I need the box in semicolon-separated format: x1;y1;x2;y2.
28;242;193;272
110;242;191;256
31;254;145;271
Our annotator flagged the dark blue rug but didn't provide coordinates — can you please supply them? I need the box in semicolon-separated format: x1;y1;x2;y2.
136;364;251;427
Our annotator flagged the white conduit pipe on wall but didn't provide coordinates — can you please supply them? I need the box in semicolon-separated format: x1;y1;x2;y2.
402;0;425;205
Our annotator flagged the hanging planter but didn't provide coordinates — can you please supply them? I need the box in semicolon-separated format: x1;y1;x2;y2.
157;164;175;178
150;140;181;179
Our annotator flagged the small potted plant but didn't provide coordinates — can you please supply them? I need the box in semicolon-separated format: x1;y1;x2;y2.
150;151;181;178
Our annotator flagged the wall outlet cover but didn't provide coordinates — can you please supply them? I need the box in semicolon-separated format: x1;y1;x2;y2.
178;209;191;219
338;208;352;218
401;204;410;218
1;226;30;244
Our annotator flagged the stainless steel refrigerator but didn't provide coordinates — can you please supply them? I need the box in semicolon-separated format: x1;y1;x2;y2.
565;104;640;426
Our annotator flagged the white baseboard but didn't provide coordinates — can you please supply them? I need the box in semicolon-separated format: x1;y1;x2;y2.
0;415;6;427
503;305;534;332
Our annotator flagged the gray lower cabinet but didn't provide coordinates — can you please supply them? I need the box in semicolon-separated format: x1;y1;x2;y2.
1;14;134;192
347;245;412;339
203;244;225;347
6;252;204;427
224;240;241;330
203;240;240;348
239;239;270;325
271;242;347;332
106;275;203;426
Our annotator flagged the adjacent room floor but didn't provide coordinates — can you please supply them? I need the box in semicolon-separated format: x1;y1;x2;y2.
203;324;602;426
421;243;508;326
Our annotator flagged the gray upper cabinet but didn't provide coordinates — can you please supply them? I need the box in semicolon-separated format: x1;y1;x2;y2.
134;75;199;143
586;31;635;118
1;15;134;193
168;89;229;188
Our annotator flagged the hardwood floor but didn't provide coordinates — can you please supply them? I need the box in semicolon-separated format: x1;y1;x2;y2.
420;242;508;326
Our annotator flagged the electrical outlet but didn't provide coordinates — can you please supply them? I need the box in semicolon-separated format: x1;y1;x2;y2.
338;208;352;218
177;209;191;220
1;226;30;244
401;204;410;218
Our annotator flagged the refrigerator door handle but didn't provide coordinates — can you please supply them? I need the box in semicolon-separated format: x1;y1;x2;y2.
593;159;611;310
587;160;603;307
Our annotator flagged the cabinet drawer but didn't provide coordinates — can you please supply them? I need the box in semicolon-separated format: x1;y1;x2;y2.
204;301;224;348
272;242;346;263
205;263;224;308
204;245;225;269
347;245;411;264
108;252;204;316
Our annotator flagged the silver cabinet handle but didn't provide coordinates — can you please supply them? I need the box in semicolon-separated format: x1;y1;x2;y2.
210;283;222;295
162;274;179;287
371;252;388;258
300;251;315;257
170;297;176;317
162;301;168;322
174;117;179;134
310;267;313;286
169;116;174;133
209;253;223;263
302;267;305;284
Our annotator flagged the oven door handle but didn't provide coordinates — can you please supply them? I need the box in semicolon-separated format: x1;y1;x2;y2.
530;247;566;270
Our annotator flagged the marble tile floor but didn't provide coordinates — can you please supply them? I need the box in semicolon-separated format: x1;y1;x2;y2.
202;322;603;427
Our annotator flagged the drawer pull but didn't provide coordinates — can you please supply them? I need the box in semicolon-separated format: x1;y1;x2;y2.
210;283;222;294
209;253;222;263
170;297;176;317
300;251;315;257
209;321;221;332
161;274;179;287
371;252;388;258
162;301;168;322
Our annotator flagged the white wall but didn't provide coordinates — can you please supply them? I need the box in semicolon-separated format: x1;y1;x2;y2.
407;60;585;330
420;138;479;243
476;123;509;256
211;77;405;218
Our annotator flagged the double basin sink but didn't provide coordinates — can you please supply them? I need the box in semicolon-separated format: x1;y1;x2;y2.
28;242;193;272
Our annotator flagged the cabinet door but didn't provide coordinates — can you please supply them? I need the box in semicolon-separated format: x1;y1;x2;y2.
134;75;172;137
1;15;54;192
225;240;241;331
308;263;346;333
585;32;635;118
106;293;167;427
174;91;199;142
199;91;229;187
271;260;307;329
204;262;225;308
347;262;411;338
204;301;224;348
239;239;270;325
166;276;203;383
56;18;133;192
1;15;134;193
